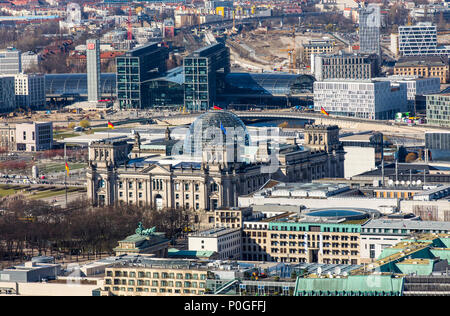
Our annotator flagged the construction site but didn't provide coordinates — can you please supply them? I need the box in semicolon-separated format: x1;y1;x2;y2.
226;26;347;74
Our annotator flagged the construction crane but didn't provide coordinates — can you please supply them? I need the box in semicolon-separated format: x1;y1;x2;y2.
127;2;133;41
279;26;297;73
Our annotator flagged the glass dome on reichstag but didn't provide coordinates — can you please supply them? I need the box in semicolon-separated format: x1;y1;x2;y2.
183;110;250;157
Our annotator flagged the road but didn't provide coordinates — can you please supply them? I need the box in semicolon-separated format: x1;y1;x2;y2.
39;192;87;208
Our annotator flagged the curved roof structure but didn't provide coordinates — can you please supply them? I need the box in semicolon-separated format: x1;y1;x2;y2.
224;73;316;96
45;73;116;97
183;110;250;157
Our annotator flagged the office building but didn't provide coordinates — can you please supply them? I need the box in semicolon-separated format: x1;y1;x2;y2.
340;132;384;178
313;79;408;120
358;4;381;56
398;23;440;56
15;121;53;152
101;259;209;296
425;131;450;151
373;76;441;113
349;162;450;187
360;219;450;262
242;209;366;264
188;227;242;260
13;74;46;109
183;43;230;111
426;93;450;127
86;39;101;102
0;47;21;74
303;39;334;66
0;260;61;283
311;52;379;81
214;207;253;229
97;257;260;296
21;51;40;72
394;55;449;84
116;42;169;109
0;76;15;112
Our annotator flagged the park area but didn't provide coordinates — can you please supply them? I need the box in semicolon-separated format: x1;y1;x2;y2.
0;184;85;200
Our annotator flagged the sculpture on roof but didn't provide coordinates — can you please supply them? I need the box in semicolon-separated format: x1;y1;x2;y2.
135;222;156;236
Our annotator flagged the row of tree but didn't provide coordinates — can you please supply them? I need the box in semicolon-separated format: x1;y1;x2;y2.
0;198;192;264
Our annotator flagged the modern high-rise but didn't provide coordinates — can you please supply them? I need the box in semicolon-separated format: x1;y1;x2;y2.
314;79;408;120
87;39;101;102
311;52;379;81
398;23;440;56
116;42;169;109
0;76;16;112
358;4;381;56
0;48;21;74
183;43;230;111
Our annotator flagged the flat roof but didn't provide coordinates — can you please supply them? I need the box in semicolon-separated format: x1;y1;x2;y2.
189;227;240;238
362;219;450;231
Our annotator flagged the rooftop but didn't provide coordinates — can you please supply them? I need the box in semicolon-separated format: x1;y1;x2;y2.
396;55;449;67
362;219;450;231
189;227;240;238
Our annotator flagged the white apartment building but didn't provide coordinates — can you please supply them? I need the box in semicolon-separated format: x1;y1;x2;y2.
188;227;242;260
398;23;443;56
13;74;46;109
313;80;408;120
0;76;16;112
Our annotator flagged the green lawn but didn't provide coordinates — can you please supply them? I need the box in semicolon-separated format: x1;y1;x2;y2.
38;163;86;174
0;185;25;197
30;189;67;200
0;184;84;200
30;187;84;200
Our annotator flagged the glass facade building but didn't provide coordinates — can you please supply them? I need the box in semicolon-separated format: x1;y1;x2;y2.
183;43;230;111
358;4;381;56
116;42;168;109
398;23;439;56
0;48;21;74
217;73;315;108
426;94;450;127
143;66;184;109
